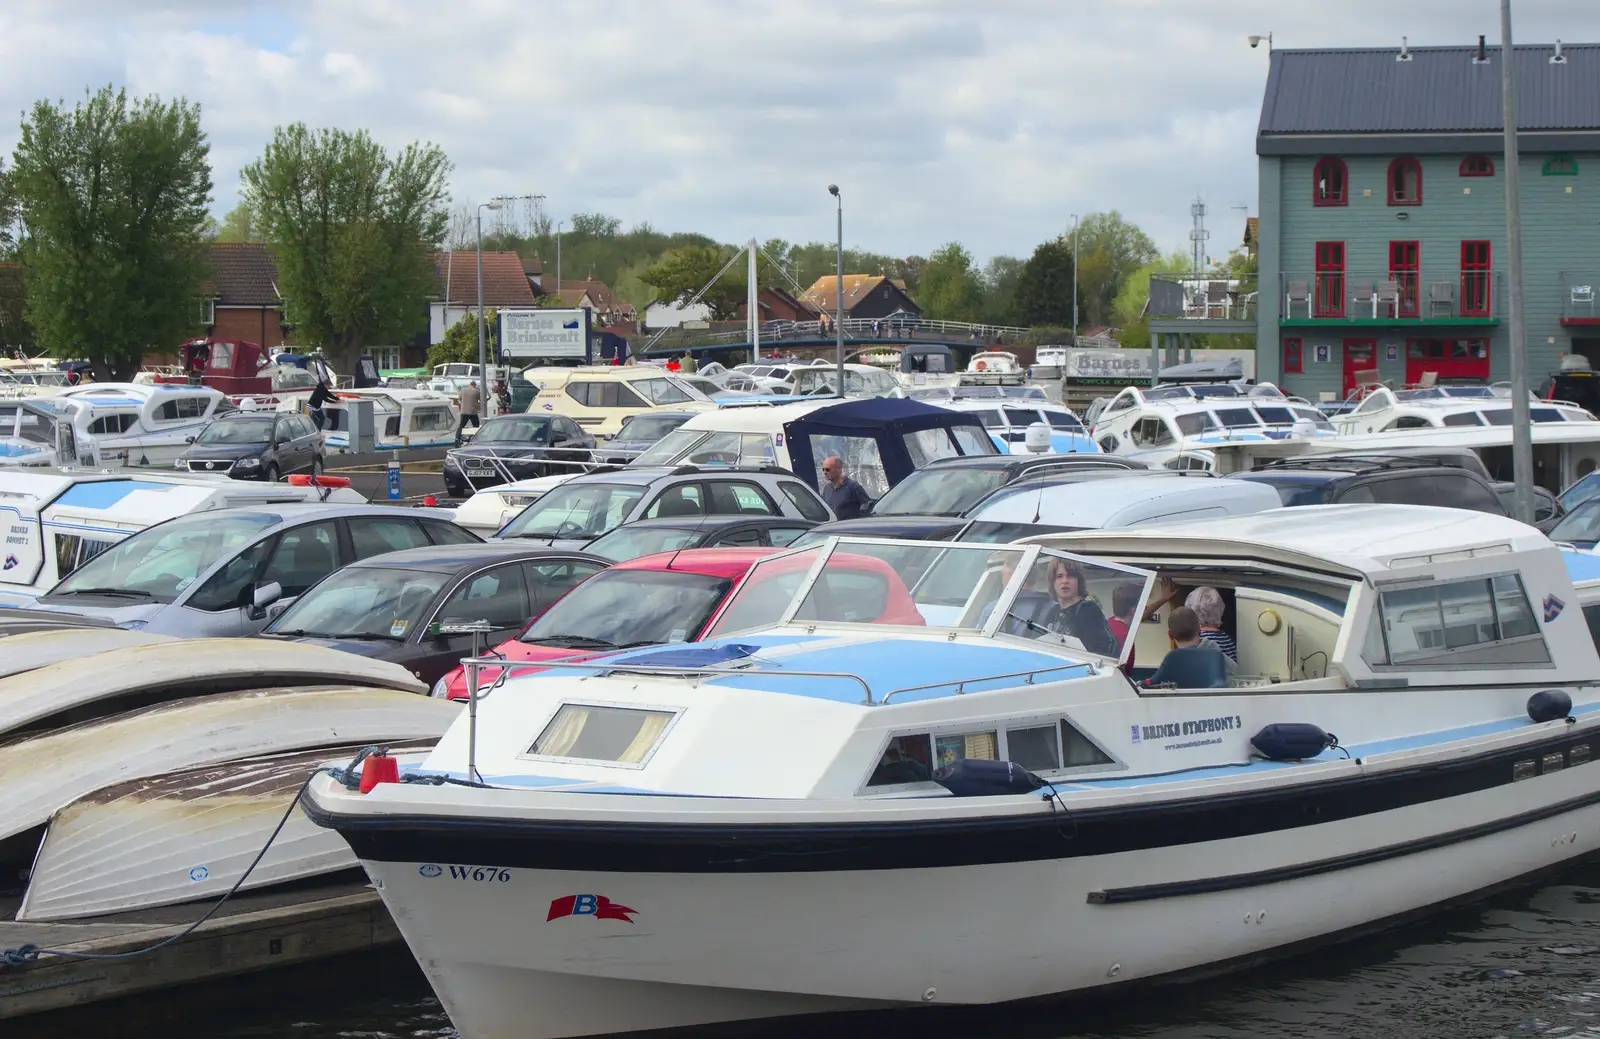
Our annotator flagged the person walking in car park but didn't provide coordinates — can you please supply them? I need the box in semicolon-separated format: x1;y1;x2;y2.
307;377;336;432
456;379;481;445
820;456;871;520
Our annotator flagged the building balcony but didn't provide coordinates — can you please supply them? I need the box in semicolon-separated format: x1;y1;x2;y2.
1278;270;1503;327
1560;272;1600;327
1147;273;1259;322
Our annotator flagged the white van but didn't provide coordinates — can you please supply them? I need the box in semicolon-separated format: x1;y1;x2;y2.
958;472;1282;542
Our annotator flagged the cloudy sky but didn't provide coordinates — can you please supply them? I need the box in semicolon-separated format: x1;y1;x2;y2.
1;0;1595;263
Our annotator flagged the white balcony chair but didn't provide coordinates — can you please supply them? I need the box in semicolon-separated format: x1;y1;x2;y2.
1350;282;1377;319
1376;279;1401;318
1285;281;1310;318
1573;284;1596;316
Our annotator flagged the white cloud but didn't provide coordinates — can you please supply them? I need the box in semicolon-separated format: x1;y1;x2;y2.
1;0;1598;262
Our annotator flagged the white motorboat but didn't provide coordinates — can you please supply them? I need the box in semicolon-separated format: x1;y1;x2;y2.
19;744;433;922
1091;380;1337;470
0;636;425;736
452;472;582;537
307;515;1600;1039
0;397;98;467
295;387;460;451
1331;385;1595;435
49;382;234;466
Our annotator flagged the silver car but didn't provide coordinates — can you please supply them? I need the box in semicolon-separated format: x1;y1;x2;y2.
31;504;481;636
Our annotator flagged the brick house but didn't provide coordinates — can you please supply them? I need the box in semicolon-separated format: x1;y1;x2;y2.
800;274;921;321
201;243;286;349
734;287;823;324
541;278;639;330
429;250;539;348
1256;41;1600;399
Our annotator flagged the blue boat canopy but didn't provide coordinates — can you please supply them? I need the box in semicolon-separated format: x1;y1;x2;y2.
783;397;990;491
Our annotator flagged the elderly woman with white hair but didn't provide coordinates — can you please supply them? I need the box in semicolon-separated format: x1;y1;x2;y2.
1185;586;1237;661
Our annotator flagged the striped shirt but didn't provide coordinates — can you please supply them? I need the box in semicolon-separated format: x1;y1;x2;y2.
1199;628;1237;661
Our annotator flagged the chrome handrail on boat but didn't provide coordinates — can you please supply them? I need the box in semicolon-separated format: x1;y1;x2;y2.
880;663;1098;704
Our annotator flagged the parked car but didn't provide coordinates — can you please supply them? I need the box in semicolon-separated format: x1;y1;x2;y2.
430;544;918;699
1491;482;1563;533
262;544;608;686
585;516;816;562
1560;471;1600;513
493;465;832;549
1232;457;1508;514
442;414;596;497
597;411;699;465
175;411;324;480
959;471;1279;543
1550;497;1600;550
30;504;479;636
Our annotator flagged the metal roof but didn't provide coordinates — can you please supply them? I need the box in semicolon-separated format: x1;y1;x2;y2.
1259;43;1600;139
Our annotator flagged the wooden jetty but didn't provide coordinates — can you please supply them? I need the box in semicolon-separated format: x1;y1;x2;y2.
0;879;398;1020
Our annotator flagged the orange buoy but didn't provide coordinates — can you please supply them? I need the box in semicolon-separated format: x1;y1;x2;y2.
974;359;987;371
288;473;351;487
359;751;399;792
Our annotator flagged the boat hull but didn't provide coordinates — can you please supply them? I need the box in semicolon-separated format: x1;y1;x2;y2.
315;730;1600;1039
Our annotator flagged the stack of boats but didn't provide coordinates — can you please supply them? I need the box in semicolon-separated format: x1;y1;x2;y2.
0;619;458;922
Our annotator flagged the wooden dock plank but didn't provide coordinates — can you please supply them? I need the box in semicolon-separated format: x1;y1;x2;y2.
0;885;401;1019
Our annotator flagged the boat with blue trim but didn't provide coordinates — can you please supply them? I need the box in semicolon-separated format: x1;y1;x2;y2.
1090;380;1338;471
305;509;1600;1039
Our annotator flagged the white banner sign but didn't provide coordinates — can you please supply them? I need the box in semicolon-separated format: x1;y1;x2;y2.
1065;348;1152;381
500;309;589;360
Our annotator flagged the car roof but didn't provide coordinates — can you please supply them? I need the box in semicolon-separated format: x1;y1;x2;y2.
803;516;964;538
179;503;460;527
570;465;794;487
594;516;802;535
611;546;781;577
343;543;603;573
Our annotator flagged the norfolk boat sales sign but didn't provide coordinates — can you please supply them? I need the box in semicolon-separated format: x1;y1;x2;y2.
500;308;591;360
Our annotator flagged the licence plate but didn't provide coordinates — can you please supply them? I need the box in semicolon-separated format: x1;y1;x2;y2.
466;468;495;478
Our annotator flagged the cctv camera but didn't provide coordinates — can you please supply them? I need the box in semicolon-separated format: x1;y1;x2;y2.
1248;35;1261;48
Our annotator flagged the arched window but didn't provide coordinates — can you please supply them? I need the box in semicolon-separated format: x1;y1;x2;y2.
1313;157;1347;206
1388;157;1422;205
1543;154;1579;176
1459;155;1494;177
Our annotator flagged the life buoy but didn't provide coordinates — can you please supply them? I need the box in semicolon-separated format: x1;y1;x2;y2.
974;359;988;371
288;474;350;487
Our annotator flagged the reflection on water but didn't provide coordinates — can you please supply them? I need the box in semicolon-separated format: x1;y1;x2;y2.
204;861;1600;1039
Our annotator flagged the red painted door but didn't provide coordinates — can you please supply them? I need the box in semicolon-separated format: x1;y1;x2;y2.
1343;339;1377;397
1390;241;1419;318
1406;338;1490;385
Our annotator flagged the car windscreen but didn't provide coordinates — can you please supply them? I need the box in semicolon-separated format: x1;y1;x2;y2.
196;419;273;445
1552;500;1600;544
520;569;733;647
498;483;646;540
268;567;450;639
586;525;705;562
48;512;279;604
872;468;1008;516
475;417;551;443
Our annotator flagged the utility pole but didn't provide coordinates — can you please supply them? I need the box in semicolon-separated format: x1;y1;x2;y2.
748;238;760;358
477;194;540;410
556;221;564;299
1502;0;1534;523
829;185;844;396
1070;213;1079;344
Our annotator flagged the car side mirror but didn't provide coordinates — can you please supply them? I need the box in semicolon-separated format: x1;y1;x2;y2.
185;435;196;444
248;581;283;619
860;499;874;515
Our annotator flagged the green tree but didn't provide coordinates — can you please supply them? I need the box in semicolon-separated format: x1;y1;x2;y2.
242;124;450;371
979;256;1023;326
641;245;785;320
1012;239;1076;327
612;259;660;315
0;158;16;257
215;201;257;243
1074;211;1159;327
9;86;212;379
917;242;984;323
427;308;495;369
1112;250;1189;348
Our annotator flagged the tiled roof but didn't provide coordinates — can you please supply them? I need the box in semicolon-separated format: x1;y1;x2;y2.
1259;43;1600;137
800;274;897;312
522;256;543;276
204;243;281;307
433;251;537;307
1244;217;1259;247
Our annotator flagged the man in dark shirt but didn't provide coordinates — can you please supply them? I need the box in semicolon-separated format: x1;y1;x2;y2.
819;455;871;519
307;378;336;431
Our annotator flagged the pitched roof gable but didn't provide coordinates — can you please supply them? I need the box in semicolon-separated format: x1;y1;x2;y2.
204;243;281;307
433;251;537;307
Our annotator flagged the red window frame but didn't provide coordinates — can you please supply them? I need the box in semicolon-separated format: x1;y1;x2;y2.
1282;338;1303;374
1313;157;1348;207
1459;155;1494;177
1461;241;1492;317
1314;242;1345;318
1389;241;1420;319
1387;157;1423;206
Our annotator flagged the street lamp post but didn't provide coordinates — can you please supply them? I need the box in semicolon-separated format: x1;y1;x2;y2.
556;221;564;298
476;194;542;413
829;185;843;396
1070;213;1080;343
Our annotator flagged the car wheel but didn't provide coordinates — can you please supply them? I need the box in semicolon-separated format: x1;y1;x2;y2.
264;463;280;482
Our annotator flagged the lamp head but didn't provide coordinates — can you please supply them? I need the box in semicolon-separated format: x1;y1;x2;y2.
828;184;839;197
1248;34;1261;48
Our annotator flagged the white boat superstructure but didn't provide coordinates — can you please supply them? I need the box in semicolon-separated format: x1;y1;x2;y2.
1091;381;1337;470
933;398;1100;454
1332;385;1596;434
287;387;460;451
0;469;366;608
47;383;234;466
306;514;1600;1039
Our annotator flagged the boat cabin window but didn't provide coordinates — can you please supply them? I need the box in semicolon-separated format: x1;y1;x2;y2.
155;397;210;421
1132;418;1172;447
411;407;451;432
529;703;676;766
88;412;138;435
1366;574;1550;668
1175;413;1218;436
804;435;888;497
866;718;1113;788
903;428;962;466
1212;408;1260;429
1584;605;1600;656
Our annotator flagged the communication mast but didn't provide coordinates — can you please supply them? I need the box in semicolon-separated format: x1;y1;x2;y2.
1189;197;1210;274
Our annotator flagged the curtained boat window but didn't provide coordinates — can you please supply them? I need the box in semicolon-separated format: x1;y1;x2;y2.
529;704;677;766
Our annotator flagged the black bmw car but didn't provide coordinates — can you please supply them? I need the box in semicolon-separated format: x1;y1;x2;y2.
444;414;596;497
260;543;610;686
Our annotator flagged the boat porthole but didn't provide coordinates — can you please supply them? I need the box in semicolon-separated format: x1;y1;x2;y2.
1107;963;1121;978
922;988;937;1002
1258;609;1282;635
1258;910;1267;923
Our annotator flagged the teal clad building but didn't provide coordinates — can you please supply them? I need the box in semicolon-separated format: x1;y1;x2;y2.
1255;41;1600;403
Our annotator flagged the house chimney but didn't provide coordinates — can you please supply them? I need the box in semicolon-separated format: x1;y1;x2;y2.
1476;34;1488;63
1552;39;1567;64
1397;36;1412;61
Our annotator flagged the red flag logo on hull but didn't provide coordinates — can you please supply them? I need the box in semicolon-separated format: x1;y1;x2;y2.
547;893;638;923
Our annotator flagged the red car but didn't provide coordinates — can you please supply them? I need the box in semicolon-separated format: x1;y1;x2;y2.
437;545;922;700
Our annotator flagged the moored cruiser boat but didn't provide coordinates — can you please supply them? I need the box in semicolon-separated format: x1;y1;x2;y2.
1331;384;1595;435
306;513;1600;1039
